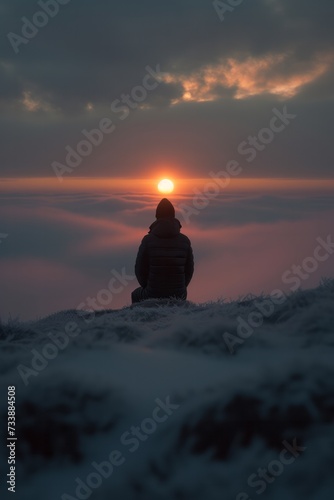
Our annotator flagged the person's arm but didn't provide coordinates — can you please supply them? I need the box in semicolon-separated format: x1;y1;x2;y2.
135;237;149;287
185;243;194;286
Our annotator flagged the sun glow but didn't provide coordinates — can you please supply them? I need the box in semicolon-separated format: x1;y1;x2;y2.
158;178;174;194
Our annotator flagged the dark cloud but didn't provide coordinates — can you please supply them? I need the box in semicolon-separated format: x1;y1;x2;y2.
2;0;333;106
0;0;333;178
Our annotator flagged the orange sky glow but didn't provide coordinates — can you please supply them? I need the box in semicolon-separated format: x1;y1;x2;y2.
1;177;334;194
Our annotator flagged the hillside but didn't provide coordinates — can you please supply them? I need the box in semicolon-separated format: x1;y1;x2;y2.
1;280;334;500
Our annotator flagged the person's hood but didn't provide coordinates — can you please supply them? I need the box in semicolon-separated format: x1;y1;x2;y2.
149;217;182;238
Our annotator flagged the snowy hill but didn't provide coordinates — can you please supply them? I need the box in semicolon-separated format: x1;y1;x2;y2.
1;280;334;500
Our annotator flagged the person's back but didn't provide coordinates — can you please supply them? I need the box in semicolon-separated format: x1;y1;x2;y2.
132;198;194;303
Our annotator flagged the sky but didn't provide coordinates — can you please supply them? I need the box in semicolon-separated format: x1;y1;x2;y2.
0;0;334;319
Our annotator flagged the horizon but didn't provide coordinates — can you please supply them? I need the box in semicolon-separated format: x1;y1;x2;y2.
2;177;334;191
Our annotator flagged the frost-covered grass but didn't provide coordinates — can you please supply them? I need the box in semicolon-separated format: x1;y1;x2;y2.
1;280;334;500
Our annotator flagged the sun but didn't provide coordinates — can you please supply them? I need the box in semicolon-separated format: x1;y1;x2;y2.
158;178;174;194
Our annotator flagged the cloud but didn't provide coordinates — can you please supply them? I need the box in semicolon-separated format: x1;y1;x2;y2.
1;186;334;319
0;258;89;319
179;192;334;228
0;0;333;178
1;0;333;111
21;90;53;112
164;52;333;102
188;211;334;302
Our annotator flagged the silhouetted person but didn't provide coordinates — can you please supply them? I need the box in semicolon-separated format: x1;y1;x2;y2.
131;198;194;303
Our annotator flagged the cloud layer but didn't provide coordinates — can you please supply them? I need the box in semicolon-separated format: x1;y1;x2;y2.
1;182;334;320
0;0;333;177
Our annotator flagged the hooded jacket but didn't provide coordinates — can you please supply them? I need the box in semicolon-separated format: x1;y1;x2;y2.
135;217;194;299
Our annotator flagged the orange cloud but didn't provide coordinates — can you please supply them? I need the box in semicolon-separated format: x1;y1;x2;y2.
164;52;333;103
21;90;52;112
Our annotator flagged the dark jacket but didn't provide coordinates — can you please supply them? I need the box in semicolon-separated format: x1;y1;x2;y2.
135;217;194;299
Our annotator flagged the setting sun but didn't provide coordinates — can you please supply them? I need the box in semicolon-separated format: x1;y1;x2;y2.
158;178;174;194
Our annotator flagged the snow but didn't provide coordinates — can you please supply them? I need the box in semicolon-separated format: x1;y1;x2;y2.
1;280;334;500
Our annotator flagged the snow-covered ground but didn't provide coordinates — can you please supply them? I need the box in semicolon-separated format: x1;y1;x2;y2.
1;280;334;500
